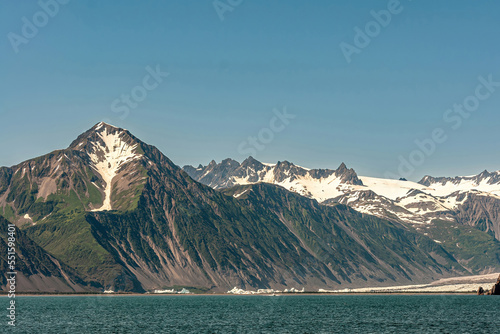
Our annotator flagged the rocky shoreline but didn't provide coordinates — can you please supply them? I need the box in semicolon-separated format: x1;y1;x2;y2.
477;275;500;295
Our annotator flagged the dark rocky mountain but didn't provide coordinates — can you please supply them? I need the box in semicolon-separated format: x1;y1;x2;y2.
416;172;500;240
454;192;500;239
223;184;468;284
0;123;497;293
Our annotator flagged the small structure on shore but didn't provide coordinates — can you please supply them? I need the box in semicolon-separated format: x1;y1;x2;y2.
477;274;500;295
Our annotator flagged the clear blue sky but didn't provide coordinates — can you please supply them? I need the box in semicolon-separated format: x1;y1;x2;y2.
1;0;499;180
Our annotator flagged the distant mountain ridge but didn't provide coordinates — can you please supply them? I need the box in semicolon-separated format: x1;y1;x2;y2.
183;157;363;200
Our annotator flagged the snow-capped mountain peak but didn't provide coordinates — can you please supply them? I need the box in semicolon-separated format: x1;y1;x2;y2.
68;123;144;211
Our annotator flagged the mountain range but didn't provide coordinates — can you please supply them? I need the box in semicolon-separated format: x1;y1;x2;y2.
184;158;500;240
1;122;499;293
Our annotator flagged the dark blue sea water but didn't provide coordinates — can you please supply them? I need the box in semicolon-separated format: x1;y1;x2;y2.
2;295;499;333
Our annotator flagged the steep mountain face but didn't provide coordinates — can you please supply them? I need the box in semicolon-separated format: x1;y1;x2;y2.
84;173;472;291
0;122;481;292
223;184;468;283
0;216;91;292
454;192;500;238
83;142;346;291
183;158;241;189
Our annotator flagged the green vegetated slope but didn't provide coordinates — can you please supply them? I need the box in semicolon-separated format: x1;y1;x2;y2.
24;210;132;289
0;215;90;292
2;150;101;220
419;219;500;274
0;157;137;289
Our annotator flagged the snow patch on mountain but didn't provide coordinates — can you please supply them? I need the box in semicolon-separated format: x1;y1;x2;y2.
232;170;356;202
357;177;427;200
89;127;141;211
233;188;251;198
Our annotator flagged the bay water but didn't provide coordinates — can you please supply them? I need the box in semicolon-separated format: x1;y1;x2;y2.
2;295;499;333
